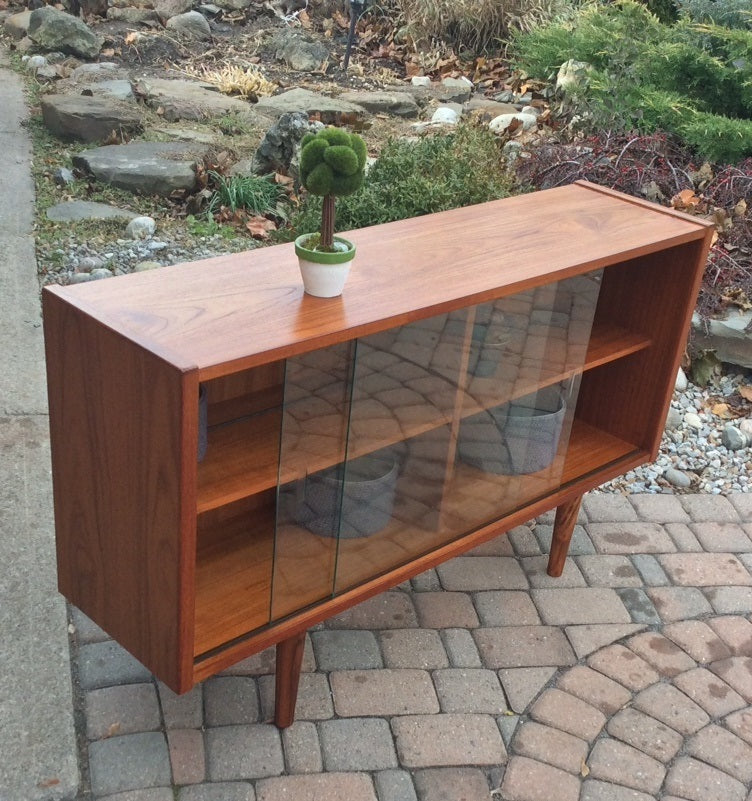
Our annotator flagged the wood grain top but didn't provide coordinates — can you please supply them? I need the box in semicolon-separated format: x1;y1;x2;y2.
44;182;711;380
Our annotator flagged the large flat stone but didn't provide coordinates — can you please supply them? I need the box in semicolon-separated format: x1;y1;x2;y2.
72;141;209;195
255;87;366;122
41;94;142;142
46;200;137;222
137;77;260;122
28;6;103;59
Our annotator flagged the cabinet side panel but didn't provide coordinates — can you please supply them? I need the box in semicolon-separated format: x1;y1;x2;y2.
44;290;196;689
576;239;710;454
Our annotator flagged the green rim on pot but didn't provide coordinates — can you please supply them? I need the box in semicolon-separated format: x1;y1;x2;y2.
295;234;356;264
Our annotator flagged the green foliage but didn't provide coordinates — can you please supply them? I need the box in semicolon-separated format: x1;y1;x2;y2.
206;172;287;218
637;0;678;23
512;0;752;162
299;128;367;198
290;123;515;237
677;0;752;29
186;214;236;239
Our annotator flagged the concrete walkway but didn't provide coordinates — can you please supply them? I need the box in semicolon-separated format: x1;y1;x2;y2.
0;48;79;801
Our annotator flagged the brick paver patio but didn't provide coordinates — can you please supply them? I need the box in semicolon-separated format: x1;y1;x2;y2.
69;492;752;800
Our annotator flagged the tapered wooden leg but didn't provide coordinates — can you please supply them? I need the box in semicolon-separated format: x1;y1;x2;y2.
547;495;583;577
274;630;306;728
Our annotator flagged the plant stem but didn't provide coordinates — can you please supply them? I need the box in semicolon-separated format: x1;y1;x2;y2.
321;194;335;250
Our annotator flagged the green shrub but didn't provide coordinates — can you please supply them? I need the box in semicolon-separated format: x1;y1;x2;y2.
677;0;752;29
290;123;515;237
680;112;752;162
637;0;678;23
206;172;287;218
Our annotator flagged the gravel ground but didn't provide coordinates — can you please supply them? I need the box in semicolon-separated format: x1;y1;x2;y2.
40;231;752;496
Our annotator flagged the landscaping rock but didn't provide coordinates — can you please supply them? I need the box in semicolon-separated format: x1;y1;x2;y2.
675;367;688;392
46;200;138;222
25;54;48;71
53;167;75;186
69;62;125;82
436;76;474;103
665;467;692;488
28;7;103;59
253;111;322;176
431;106;459;125
339;90;419;118
126;216;157;239
273;30;329;72
691;310;752;370
255;87;365;123
489;113;538;134
166;10;211;40
411;76;431;88
154;0;195;21
212;0;253;10
72;141;209;195
136;77;257;122
556;59;592;94
4;10;31;40
464;97;518;116
41;95;142;142
106;6;161;24
89;79;135;101
722;424;748;451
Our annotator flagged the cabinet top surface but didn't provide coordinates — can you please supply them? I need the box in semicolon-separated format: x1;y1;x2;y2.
46;181;711;377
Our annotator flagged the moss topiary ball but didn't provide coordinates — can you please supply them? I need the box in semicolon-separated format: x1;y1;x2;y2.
300;127;367;197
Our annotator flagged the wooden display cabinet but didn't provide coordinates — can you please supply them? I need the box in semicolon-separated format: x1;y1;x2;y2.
43;181;713;726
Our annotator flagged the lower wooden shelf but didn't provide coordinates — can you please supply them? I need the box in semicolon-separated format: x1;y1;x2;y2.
193;416;640;660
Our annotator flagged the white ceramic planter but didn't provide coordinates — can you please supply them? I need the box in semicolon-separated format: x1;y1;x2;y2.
295;234;355;297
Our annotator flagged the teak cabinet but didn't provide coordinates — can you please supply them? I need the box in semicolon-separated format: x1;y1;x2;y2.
43;181;713;726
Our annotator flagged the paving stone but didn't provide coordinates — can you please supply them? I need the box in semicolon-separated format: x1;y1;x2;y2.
497;713;521;748
380;629;449;669
104;791;176;801
629;494;691;523
679;494;741;523
673;667;747;717
441;628;482;667
255;773;377;801
508;524;543;556
78;640;152;690
158;682;203;729
392;714;505;767
580;780;656;801
633;683;710;734
729;494;752;519
513;720;588;774
327;592;418;629
411;568;441;591
691;522;752;552
660;553;752;586
219;641;315;676
258;673;333;722
474;626;576;668
205;725;284;781
614;588;662;624
318;718;397;771
606;707;683;762
532;588;631;625
583;494;638;522
575;555;642;587
534;523;594;555
85;682;161;740
310;630;382;670
629;554;670;586
374;769;417;801
663;620;733;663
725;708;752;746
625;631;697;677
529;689;607;741
178;783;255;801
167;729;205;786
708;615;752;655
705;586;752;613
330;669;439;716
500;756;580;801
472;591;540;626
709;655;752;701
413;767;490;801
665;522;704;552
436;557;528;590
498;667;556;714
465;533;515;556
687;723;752;783
556;665;632;715
588;738;665;794
89;732;171;796
281;721;321;774
587;644;660;691
587;522;676;554
519;555;587;588
565;624;646;659
433;668;507;713
646;587;714;622
204;676;259;726
665;756;747;801
413;591;479;629
69;605;110;643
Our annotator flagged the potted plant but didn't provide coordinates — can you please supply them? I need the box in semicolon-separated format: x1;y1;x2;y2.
295;127;367;297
